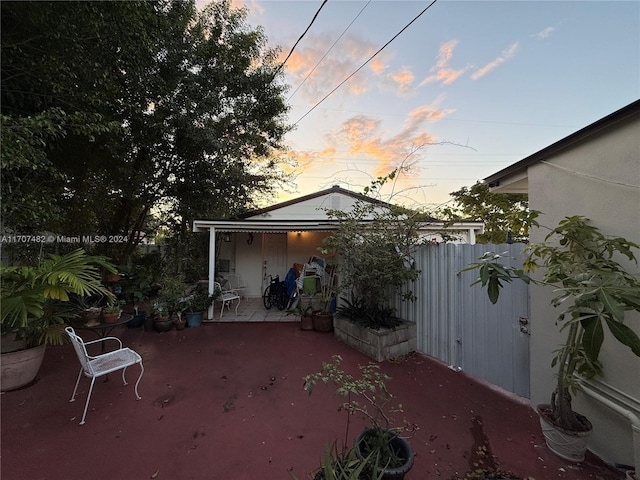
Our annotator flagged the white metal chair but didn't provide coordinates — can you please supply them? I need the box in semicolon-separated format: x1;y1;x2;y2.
65;326;144;425
215;281;240;318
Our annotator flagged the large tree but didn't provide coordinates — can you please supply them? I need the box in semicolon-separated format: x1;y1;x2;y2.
439;181;536;243
1;0;291;263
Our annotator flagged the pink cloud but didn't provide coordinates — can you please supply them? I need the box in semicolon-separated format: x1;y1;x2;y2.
284;33;391;102
419;40;467;86
471;42;519;80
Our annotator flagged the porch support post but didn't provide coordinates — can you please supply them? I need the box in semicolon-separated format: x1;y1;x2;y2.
469;227;476;245
208;226;216;320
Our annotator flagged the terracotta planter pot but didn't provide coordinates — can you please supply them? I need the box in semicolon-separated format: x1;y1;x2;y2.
1;344;46;391
300;315;314;331
102;312;120;324
312;313;333;333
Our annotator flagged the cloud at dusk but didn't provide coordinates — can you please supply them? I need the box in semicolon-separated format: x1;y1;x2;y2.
531;26;556;40
292;102;451;177
419;40;467;86
283;33;393;102
471;42;519;79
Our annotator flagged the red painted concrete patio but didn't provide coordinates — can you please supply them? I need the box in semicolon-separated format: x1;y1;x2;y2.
1;321;626;480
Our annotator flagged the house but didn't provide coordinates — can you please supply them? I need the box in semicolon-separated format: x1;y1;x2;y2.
193;185;484;299
484;99;640;468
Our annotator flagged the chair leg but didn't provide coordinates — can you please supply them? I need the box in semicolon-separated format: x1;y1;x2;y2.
234;298;240;315
80;377;97;425
121;366;128;386
133;362;144;400
70;368;83;403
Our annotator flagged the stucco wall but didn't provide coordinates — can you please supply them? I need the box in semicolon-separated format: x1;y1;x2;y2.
527;115;640;466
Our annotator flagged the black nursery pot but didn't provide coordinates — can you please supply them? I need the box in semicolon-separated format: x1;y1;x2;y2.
355;428;414;480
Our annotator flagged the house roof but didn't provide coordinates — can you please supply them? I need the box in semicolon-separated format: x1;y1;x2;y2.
192;185;483;235
484;99;640;192
234;185;394;219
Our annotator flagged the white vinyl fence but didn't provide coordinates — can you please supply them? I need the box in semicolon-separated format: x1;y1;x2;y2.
392;243;530;398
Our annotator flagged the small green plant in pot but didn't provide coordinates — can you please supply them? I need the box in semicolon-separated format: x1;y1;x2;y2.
184;284;216;327
464;216;640;462
287;294;316;331
302;355;415;479
101;303;121;323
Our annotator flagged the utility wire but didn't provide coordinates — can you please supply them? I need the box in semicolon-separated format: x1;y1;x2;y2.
288;0;372;102
273;0;329;79
292;0;439;127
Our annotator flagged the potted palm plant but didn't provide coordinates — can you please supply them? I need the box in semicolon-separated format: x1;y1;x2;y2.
303;355;414;480
465;216;640;462
1;248;116;391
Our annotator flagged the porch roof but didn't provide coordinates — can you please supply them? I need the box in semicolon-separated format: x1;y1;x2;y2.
191;219;484;235
191;219;338;233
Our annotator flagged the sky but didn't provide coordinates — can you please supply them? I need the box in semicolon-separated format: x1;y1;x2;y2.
208;0;639;209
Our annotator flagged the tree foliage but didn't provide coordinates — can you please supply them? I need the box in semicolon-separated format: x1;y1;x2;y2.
1;0;291;263
323;171;425;328
439;181;536;243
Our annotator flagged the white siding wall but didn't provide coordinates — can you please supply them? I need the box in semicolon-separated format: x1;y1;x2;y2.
528;115;640;467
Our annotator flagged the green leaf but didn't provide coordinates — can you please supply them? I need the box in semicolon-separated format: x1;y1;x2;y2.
581;317;604;364
598;290;625;322
605;318;640;357
487;278;500;304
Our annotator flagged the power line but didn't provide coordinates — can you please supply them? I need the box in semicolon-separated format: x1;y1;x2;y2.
273;0;329;79
288;0;372;102
292;0;439;127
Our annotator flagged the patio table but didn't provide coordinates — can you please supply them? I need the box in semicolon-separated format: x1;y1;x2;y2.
70;314;132;353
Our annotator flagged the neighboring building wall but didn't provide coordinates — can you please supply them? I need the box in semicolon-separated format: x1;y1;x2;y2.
527;114;640;466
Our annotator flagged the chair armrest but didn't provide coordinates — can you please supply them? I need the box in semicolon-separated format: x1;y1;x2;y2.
84;336;123;350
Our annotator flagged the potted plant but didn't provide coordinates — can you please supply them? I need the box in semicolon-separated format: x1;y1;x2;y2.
152;273;189;332
151;303;172;332
302;355;415;480
184;284;216;328
465;216;640;462
119;262;153;328
310;255;337;333
1;248;116;391
286;294;315;331
101;303;121;324
321;171;424;359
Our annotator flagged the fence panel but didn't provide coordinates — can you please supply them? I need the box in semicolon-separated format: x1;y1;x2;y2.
393;243;530;398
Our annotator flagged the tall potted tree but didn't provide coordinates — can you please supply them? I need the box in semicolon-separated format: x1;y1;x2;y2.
322;171;425;360
466;216;640;462
1;248;116;390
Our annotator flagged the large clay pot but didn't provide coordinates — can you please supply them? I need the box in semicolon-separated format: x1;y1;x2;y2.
153;316;173;332
1;344;47;391
312;313;333;333
537;404;592;462
300;315;314;331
